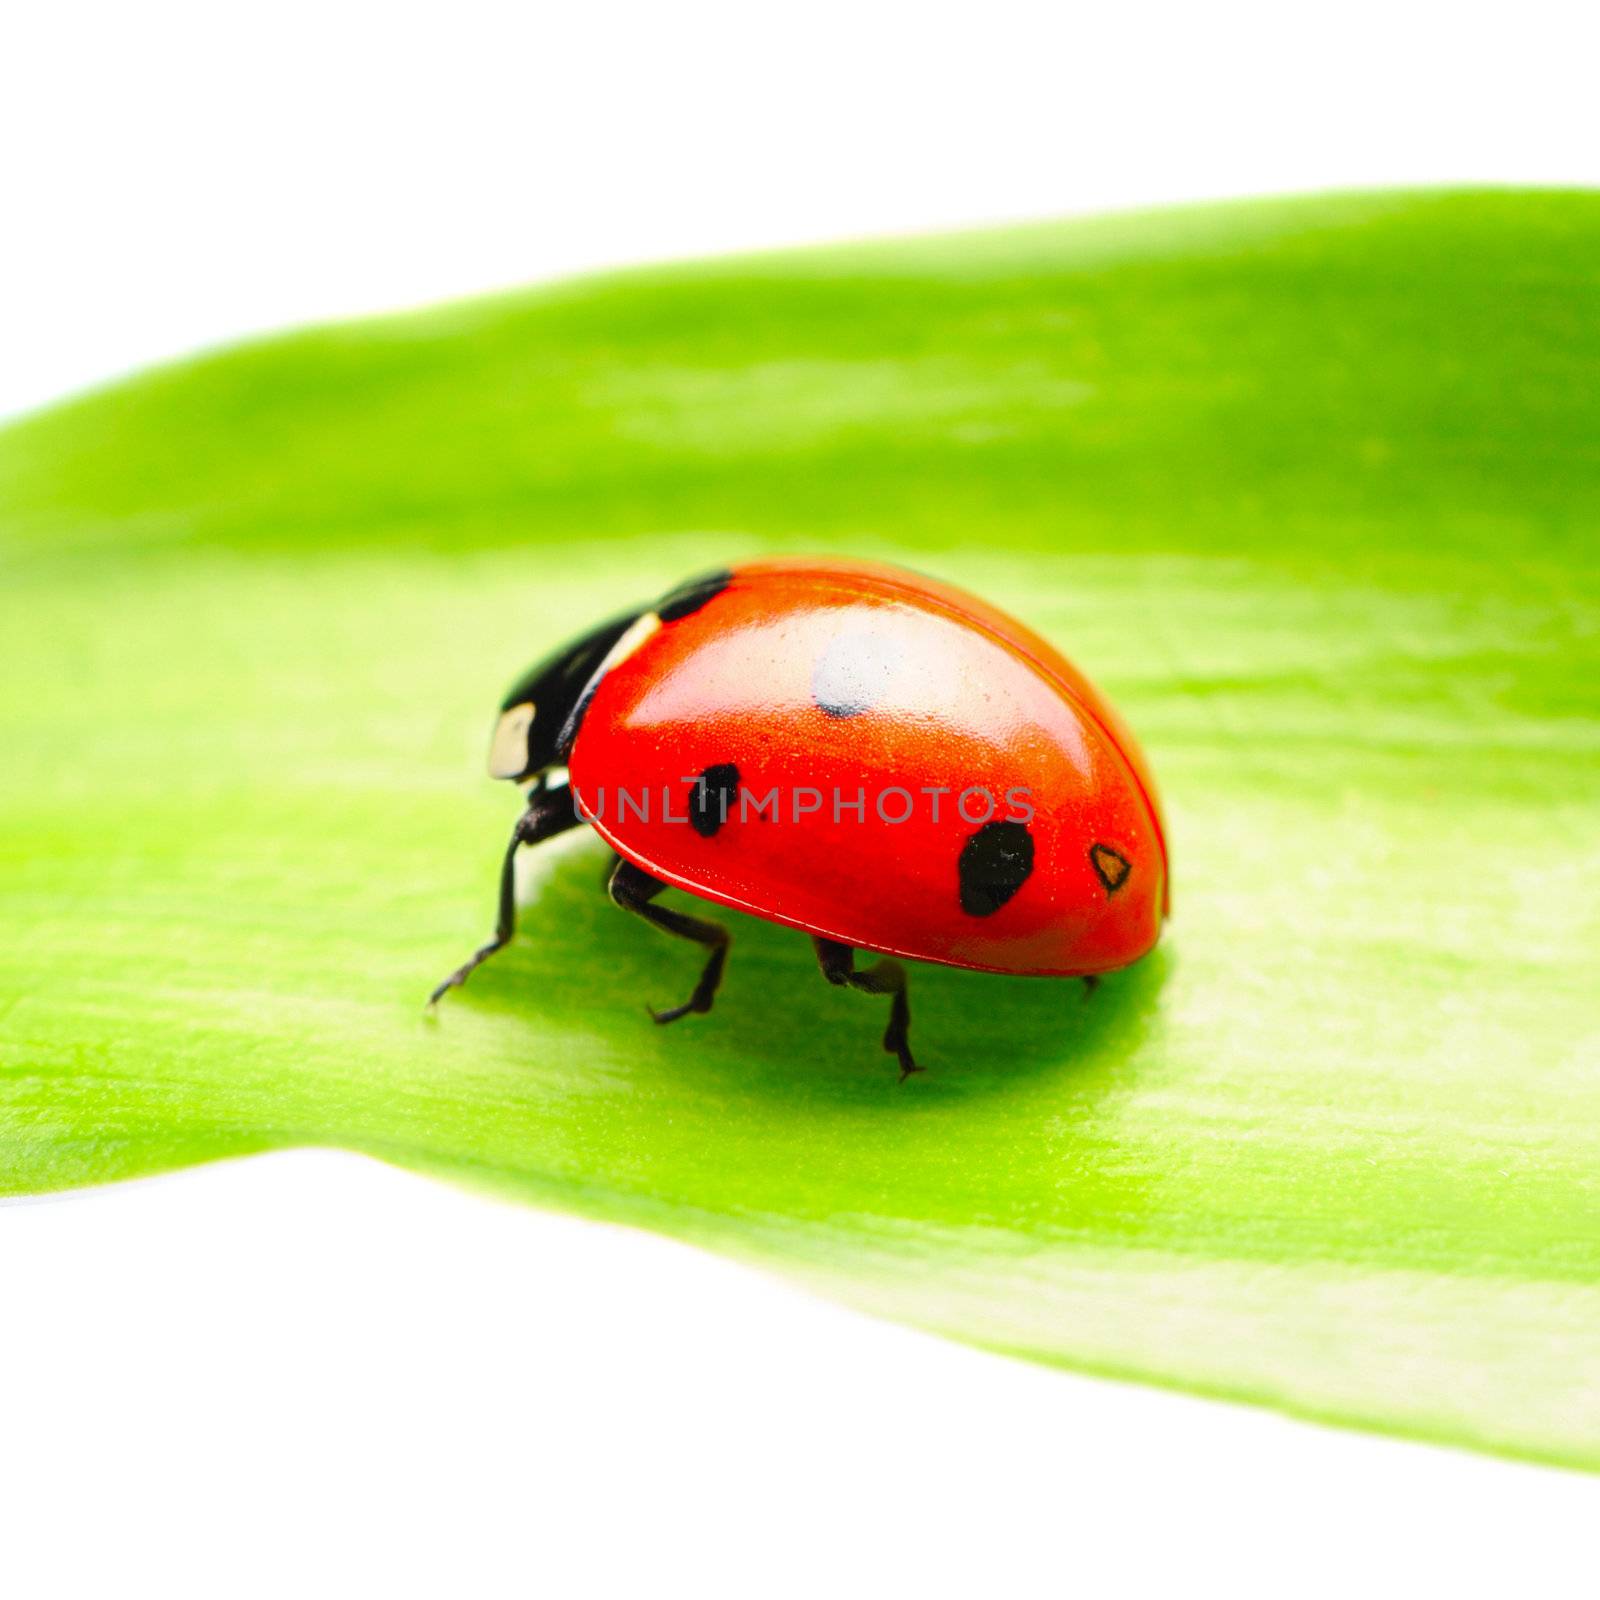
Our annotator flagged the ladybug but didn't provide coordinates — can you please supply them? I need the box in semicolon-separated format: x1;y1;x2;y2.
431;557;1168;1078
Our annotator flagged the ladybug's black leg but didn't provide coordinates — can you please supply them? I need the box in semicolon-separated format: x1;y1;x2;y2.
813;937;920;1081
607;857;731;1024
428;780;584;1006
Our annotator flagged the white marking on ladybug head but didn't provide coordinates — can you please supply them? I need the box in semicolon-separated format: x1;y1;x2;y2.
488;701;535;779
602;611;662;674
553;611;663;757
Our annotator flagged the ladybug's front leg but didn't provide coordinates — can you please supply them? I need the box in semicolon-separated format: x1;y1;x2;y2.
813;937;920;1081
428;780;584;1006
607;857;731;1024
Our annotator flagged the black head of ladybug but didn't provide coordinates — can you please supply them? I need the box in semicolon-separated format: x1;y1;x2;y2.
487;569;732;783
487;607;645;782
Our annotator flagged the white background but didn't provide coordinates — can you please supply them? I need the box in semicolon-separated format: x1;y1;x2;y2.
3;3;1597;1594
3;0;1596;420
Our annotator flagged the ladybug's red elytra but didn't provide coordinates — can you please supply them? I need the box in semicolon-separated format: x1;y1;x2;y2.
431;557;1168;1078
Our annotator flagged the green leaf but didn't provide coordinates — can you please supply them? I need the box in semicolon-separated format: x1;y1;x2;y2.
3;190;1597;1469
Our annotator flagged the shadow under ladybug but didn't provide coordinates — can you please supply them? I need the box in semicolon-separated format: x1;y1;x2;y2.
429;837;1171;1105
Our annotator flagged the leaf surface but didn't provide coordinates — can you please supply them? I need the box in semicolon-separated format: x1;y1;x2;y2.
3;190;1598;1468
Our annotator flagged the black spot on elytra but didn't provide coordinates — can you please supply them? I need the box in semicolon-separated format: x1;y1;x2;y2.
811;629;903;718
690;764;740;837
657;570;732;623
958;820;1035;916
1089;843;1131;894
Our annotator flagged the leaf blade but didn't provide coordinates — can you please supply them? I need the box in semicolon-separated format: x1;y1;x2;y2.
2;189;1598;1467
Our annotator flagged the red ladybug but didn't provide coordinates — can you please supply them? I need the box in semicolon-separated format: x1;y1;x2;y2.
432;558;1168;1078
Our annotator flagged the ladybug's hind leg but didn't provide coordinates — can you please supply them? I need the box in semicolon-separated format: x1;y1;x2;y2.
813;937;920;1082
428;780;584;1006
608;857;731;1024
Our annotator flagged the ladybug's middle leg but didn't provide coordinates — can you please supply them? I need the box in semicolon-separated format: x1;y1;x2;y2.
813;937;920;1081
608;857;731;1024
